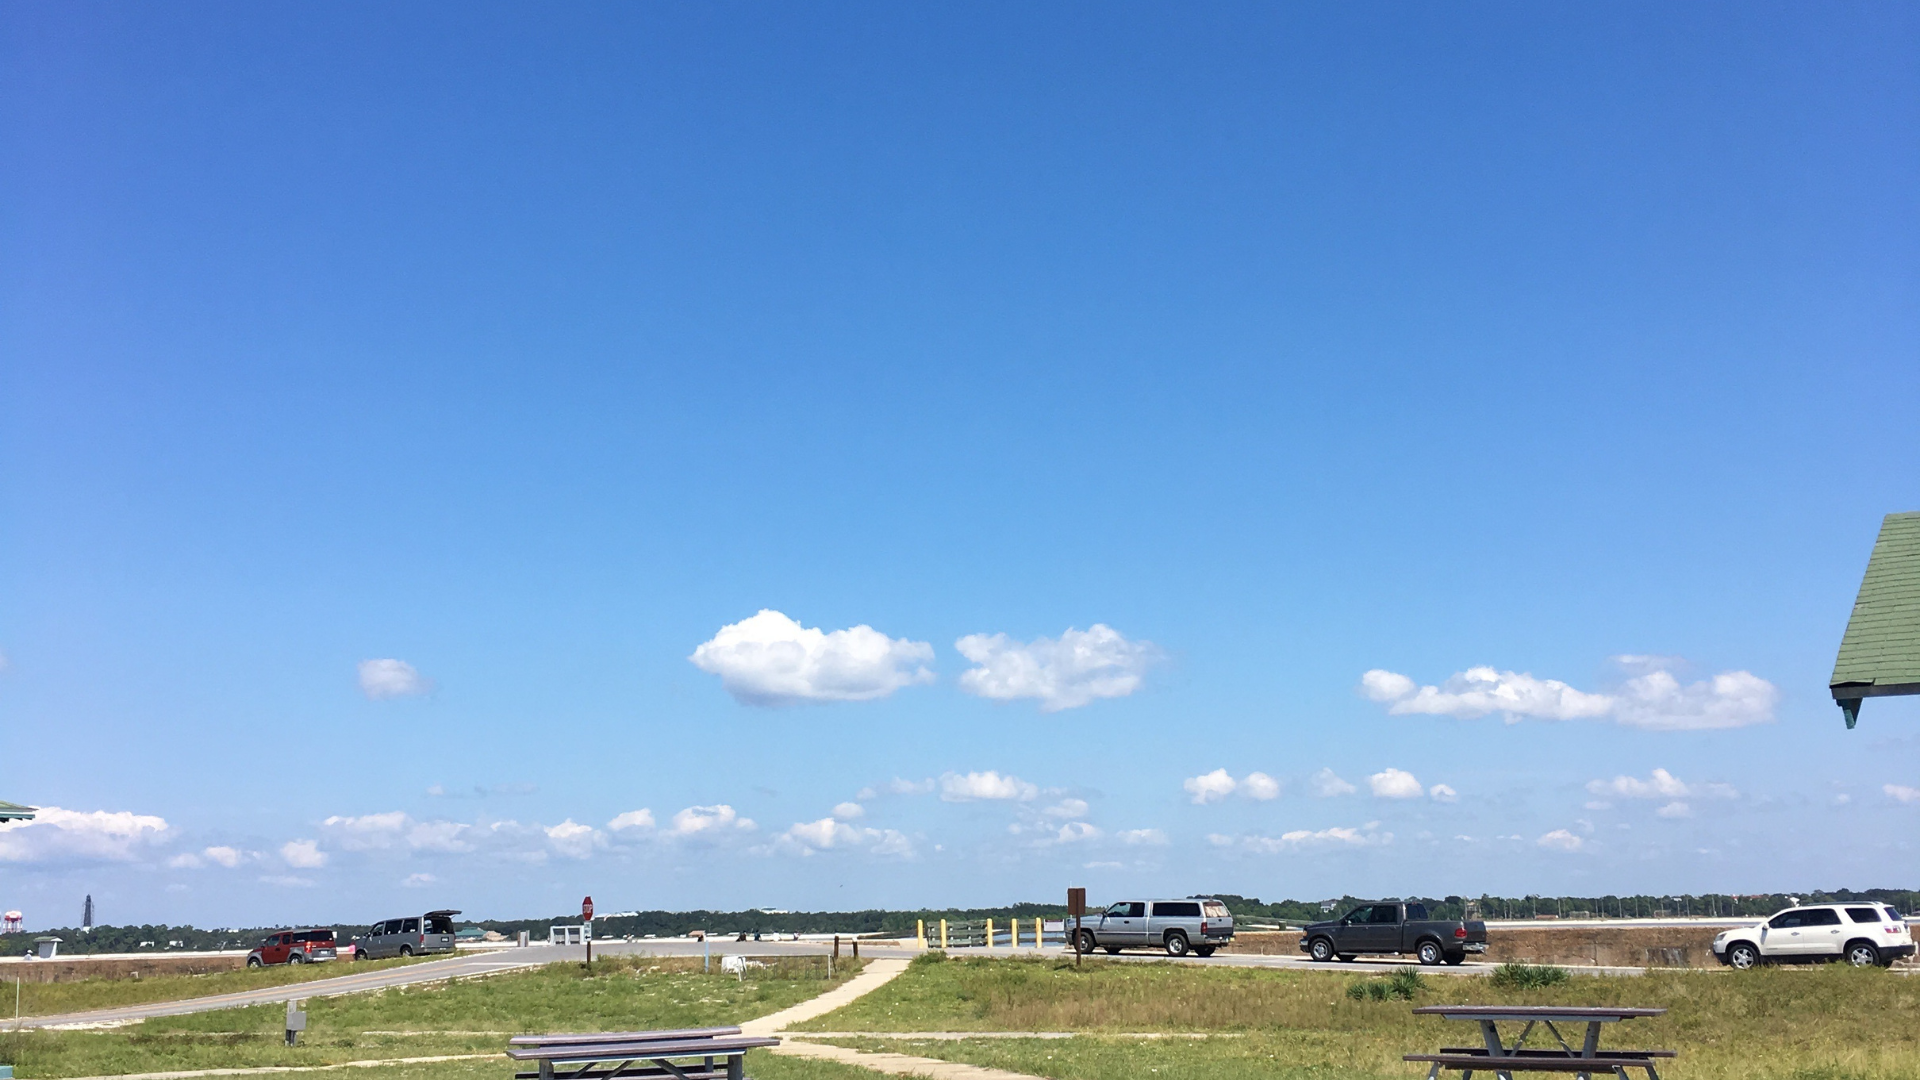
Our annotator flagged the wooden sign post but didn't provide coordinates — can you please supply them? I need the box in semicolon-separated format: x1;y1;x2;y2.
1067;888;1086;968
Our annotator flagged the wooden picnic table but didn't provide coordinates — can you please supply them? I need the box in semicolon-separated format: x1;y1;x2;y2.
507;1025;781;1080
1406;1005;1671;1080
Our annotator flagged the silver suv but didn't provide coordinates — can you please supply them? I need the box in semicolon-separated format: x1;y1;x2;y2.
354;909;460;959
1073;898;1234;957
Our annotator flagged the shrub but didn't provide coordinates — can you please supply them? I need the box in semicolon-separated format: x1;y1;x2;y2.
1346;968;1426;1002
1490;962;1570;990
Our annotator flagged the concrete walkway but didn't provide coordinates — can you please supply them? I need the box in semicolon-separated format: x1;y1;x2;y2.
743;958;1052;1080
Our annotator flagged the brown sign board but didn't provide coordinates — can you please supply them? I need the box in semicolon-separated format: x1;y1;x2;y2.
1067;888;1086;916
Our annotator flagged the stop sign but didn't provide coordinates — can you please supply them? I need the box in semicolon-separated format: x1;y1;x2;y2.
582;895;594;922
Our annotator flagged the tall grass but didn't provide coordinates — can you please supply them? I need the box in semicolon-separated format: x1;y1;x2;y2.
1489;962;1570;990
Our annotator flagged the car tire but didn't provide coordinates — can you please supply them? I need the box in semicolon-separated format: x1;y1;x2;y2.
1308;937;1335;963
1076;929;1097;955
289;953;305;964
1847;941;1881;968
1194;946;1216;957
1416;940;1444;966
399;945;413;957
1727;942;1760;970
1165;932;1190;957
246;956;263;968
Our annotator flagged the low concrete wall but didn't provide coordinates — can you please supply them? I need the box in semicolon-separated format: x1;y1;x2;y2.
0;954;249;983
1226;924;1920;970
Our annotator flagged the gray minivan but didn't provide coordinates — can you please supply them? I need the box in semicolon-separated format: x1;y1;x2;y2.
354;909;460;959
1074;898;1234;957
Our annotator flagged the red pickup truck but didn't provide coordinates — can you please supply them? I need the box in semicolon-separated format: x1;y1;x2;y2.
246;928;338;967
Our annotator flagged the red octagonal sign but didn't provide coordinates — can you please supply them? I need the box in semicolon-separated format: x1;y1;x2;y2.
582;895;594;922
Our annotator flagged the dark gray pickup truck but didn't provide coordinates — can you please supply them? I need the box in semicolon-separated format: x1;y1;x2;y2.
1298;901;1487;965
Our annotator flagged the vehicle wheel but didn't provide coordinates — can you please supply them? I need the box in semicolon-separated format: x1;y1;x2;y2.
398;945;413;957
1076;929;1097;954
357;949;371;961
1195;946;1216;957
1104;946;1122;955
1416;940;1444;966
1727;942;1760;970
1165;932;1190;957
289;952;305;964
1847;942;1881;968
246;956;263;968
1308;937;1335;963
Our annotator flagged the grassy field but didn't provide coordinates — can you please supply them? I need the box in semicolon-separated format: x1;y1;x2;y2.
797;954;1920;1080
1;956;437;1018
0;955;861;1079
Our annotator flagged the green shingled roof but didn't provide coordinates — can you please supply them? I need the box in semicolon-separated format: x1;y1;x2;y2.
0;799;35;821
1832;512;1920;701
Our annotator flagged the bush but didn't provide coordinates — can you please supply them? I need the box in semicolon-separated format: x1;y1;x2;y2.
1345;968;1426;1002
1490;962;1569;990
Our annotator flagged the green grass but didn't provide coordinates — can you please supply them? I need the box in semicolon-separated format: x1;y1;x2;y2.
794;954;1920;1079
0;955;863;1079
3;956;436;1017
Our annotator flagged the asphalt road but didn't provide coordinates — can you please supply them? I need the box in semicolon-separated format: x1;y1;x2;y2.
3;938;1636;1031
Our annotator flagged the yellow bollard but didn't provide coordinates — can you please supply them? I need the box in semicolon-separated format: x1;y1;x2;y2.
917;919;926;949
986;917;994;949
1010;917;1018;949
940;919;948;949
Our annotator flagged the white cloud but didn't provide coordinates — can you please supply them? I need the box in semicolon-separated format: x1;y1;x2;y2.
831;802;865;821
1118;828;1168;846
939;770;1039;802
856;777;934;799
545;819;599;858
1053;821;1101;843
1655;801;1691;819
172;844;246;870
607;809;656;832
402;872;437;888
280;839;327;868
1885;784;1920;805
1369;768;1425;799
1586;769;1737;802
1043;798;1090;819
358;658;432;700
322;811;474;853
955;624;1161;711
1428;784;1458;803
0;807;172;864
1536;829;1585;852
1241;824;1389;853
1360;662;1776;730
1308;768;1357;797
776;817;913;857
260;874;314;887
1242;772;1281;800
1585;800;1613;810
1184;769;1238;805
669;804;756;837
690;610;934;706
1206;833;1234;846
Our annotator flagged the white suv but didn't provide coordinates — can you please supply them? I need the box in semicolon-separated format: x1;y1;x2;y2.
1713;903;1915;969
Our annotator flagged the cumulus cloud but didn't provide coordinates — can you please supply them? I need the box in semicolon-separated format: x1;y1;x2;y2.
776;817;913;857
1536;829;1585;852
856;777;935;799
690;610;934;706
1118;828;1168;846
1586;769;1737;801
545;819;599;858
1361;662;1776;730
607;809;656;832
280;839;328;868
0;807;171;864
402;872;437;887
831;802;865;821
1308;768;1357;798
1053;821;1101;843
1184;769;1238;804
939;770;1039;802
358;658;432;700
1043;798;1090;819
955;624;1162;711
1428;784;1458;803
669;804;756;837
1885;784;1920;805
322;811;474;853
1240;823;1390;853
1655;801;1691;819
1242;772;1281;800
1369;768;1426;799
170;845;247;870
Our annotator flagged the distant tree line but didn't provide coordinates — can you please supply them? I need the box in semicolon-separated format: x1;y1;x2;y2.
7;887;1914;954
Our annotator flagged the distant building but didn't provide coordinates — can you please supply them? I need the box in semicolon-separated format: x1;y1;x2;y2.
82;895;94;932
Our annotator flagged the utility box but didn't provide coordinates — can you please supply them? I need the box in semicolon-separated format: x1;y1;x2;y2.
517;930;530;947
33;936;61;959
550;924;590;946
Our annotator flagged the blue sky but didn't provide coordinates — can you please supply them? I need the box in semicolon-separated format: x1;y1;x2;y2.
3;2;1917;930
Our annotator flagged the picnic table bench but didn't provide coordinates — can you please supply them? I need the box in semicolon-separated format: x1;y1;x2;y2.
1405;1006;1671;1080
508;1026;780;1080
